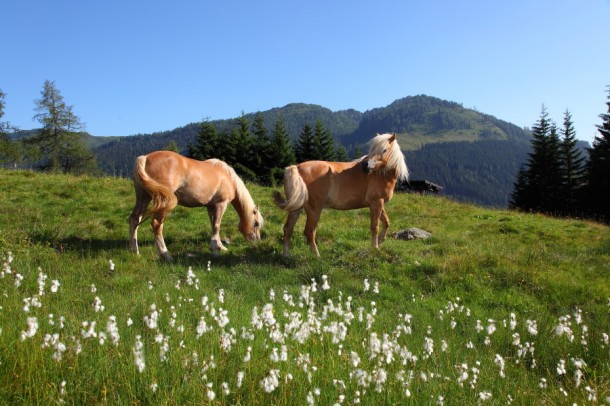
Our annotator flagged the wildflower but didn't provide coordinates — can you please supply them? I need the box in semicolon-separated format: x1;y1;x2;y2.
260;369;280;393
126;317;133;327
218;288;224;303
571;357;586;387
150;382;158;393
243;346;252;362
37;271;47;295
236;371;245;388
90;284;97;293
50;279;60;293
81;321;97;339
133;335;145;373
363;278;370;292
372;368;388;392
373;281;379;294
478;391;492;403
350;351;361;367
450;317;457;329
526;319;538;335
321;274;330;290
509;312;517;330
423;336;434;358
93;296;105;312
206;382;215;400
14;273;24;287
441;340;448;352
106;315;120;346
475;319;483;333
144;304;159;329
221;382;230;395
494;354;505;378
584;386;597;402
556;359;566;376
538;378;547;388
486;319;496;335
98;331;107;345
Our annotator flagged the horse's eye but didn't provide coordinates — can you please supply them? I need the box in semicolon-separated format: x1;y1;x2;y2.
382;148;388;154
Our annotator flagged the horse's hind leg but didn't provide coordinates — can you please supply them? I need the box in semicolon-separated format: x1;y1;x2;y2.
129;190;151;255
304;207;322;257
282;210;301;257
152;212;173;262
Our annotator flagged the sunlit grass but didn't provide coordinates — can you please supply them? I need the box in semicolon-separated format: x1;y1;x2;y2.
0;169;608;404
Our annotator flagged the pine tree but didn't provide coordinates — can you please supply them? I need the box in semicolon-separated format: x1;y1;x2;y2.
189;120;219;160
335;143;349;162
295;123;316;163
511;106;562;213
313;120;336;161
584;86;610;222
230;114;256;181
251;112;274;184
558;110;585;215
0;89;21;168
26;80;96;174
271;117;295;167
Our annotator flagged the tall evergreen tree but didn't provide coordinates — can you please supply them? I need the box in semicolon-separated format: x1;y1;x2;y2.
251;112;275;184
558;110;585;215
26;80;96;174
189;120;219;160
269;117;295;185
295;123;316;163
313;120;336;161
335;143;349;162
584;86;610;222
230;114;256;180
0;89;21;168
511;106;562;213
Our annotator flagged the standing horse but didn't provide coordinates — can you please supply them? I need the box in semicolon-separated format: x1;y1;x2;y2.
273;133;408;257
129;151;263;260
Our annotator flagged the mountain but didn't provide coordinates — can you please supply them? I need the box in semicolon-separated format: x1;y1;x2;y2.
89;95;537;207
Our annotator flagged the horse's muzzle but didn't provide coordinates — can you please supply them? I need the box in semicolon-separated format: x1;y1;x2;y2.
360;160;371;174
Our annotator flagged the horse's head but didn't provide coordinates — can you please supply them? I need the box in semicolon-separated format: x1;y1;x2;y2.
240;207;264;242
362;133;398;174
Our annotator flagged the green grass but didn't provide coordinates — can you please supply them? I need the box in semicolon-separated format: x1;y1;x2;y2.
0;169;608;404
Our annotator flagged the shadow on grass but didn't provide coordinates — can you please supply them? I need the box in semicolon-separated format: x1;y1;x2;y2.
29;233;301;268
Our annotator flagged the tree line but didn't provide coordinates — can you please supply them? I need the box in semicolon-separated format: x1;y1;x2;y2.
510;86;610;223
187;113;351;185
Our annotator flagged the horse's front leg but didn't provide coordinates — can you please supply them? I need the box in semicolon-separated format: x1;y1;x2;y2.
369;200;384;249
207;202;229;256
379;207;390;244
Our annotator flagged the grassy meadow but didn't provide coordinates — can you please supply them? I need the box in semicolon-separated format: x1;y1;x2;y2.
0;169;608;404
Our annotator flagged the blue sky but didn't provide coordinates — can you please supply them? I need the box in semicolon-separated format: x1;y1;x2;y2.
1;0;609;143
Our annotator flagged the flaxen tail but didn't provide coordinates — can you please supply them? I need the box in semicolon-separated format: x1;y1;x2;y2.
133;155;178;217
273;165;308;212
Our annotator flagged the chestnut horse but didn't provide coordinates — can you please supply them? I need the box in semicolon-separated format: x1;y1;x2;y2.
273;133;408;257
129;151;263;260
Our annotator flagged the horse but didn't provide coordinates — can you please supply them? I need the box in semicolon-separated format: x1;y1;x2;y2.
273;132;409;257
129;151;263;260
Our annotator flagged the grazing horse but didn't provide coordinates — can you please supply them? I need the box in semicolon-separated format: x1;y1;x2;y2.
273;133;408;257
129;151;263;260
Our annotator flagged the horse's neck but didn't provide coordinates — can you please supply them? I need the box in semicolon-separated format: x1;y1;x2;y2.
230;191;253;221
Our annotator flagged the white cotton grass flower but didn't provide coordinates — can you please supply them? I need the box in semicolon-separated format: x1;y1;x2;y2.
90;284;97;293
106;315;120;346
93;296;105;312
526;319;538;335
236;371;245;388
14;273;24;287
50;279;60;293
478;391;492;403
494;354;505;378
133;335;145;373
150;382;158;393
363;278;370;292
260;369;280;393
321;274;330;290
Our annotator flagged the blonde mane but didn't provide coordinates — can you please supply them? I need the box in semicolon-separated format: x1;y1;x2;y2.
368;133;409;182
207;159;262;226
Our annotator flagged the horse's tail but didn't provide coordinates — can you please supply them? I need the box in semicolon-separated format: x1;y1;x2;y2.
273;165;308;212
133;155;178;217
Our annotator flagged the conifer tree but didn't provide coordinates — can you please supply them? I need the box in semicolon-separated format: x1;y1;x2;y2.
584;86;610;221
295;123;316;163
558;110;585;215
0;89;21;167
230;114;256;181
251;112;274;184
313;120;336;161
26;80;95;174
189;120;219;160
269;117;295;185
511;106;562;213
335;143;349;162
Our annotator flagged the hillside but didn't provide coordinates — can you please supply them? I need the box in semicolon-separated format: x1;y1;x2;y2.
0;169;607;404
87;95;535;207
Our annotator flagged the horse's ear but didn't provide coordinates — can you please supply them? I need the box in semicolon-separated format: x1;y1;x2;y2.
389;133;396;142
